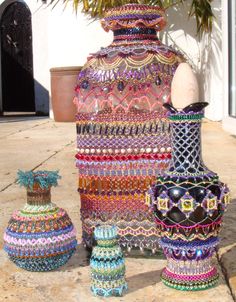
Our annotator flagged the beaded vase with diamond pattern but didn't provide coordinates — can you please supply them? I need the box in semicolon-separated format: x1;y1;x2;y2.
4;170;77;271
74;4;184;252
147;102;230;290
90;225;128;297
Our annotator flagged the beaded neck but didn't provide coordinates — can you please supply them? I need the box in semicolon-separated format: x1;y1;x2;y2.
113;27;159;43
163;102;212;177
102;4;165;47
16;170;61;206
27;186;51;206
101;4;166;32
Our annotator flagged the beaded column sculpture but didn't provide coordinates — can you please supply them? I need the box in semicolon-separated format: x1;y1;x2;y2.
74;4;183;252
147;102;230;290
4;170;77;271
90;225;128;297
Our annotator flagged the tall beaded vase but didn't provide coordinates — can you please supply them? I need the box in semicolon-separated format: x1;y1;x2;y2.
90;225;128;297
4;170;77;271
148;102;230;290
74;4;183;252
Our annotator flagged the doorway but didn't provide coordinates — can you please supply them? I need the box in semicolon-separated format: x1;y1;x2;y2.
0;1;35;113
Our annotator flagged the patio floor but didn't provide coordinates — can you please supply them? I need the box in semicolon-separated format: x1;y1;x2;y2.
0;117;235;302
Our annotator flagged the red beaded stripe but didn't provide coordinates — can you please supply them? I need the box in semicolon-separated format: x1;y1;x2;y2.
75;152;171;161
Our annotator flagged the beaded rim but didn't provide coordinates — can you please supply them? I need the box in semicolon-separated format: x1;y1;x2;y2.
161;274;219;291
101;4;167;32
94;225;118;240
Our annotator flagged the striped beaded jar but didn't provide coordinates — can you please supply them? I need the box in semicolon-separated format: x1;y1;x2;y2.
147;102;230;290
74;4;184;252
3;170;77;271
90;225;128;297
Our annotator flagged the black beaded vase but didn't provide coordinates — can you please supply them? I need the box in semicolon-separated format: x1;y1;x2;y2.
147;102;230;291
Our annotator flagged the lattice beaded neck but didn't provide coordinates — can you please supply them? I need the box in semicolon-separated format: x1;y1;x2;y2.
163;102;213;177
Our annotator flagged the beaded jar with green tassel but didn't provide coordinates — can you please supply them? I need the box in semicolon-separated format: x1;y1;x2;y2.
3;170;77;271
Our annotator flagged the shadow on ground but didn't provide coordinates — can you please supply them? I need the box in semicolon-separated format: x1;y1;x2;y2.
126;269;161;294
218;199;236;294
58;245;91;272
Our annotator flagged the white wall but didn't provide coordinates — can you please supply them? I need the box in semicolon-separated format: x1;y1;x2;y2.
48;4;112;68
163;0;223;121
29;1;50;114
221;0;236;135
200;0;223;121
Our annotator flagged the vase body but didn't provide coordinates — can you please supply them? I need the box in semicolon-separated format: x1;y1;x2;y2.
74;4;183;251
4;181;77;271
148;103;230;290
90;225;127;296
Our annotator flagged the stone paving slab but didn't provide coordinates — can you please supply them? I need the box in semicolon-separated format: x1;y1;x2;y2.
0;117;49;138
0;249;233;302
0;118;76;191
201;121;236;300
0;118;235;302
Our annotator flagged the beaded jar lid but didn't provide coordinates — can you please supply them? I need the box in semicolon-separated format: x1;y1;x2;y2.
101;4;167;32
94;225;118;241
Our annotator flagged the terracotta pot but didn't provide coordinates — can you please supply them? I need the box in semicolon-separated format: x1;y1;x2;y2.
50;66;82;122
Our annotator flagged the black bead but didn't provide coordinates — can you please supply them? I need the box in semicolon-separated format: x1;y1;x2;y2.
155;76;162;86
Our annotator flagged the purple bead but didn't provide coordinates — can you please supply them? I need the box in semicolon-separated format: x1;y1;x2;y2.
81;80;89;89
117;81;125;92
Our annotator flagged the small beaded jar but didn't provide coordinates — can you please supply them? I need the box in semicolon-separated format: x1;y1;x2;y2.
147;102;230;291
90;225;128;297
3;170;77;271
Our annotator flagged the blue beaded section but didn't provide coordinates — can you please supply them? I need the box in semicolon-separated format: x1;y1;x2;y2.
91;283;128;297
4;240;77;257
159;237;219;250
5;225;74;239
94;225;117;241
9;249;75;272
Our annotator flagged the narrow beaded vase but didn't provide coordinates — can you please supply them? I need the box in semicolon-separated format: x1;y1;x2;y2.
147;102;230;290
4;170;77;271
74;4;183;252
90;225;128;296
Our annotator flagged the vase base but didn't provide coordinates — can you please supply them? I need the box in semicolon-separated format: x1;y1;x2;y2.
9;249;76;272
161;268;219;291
91;283;128;297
